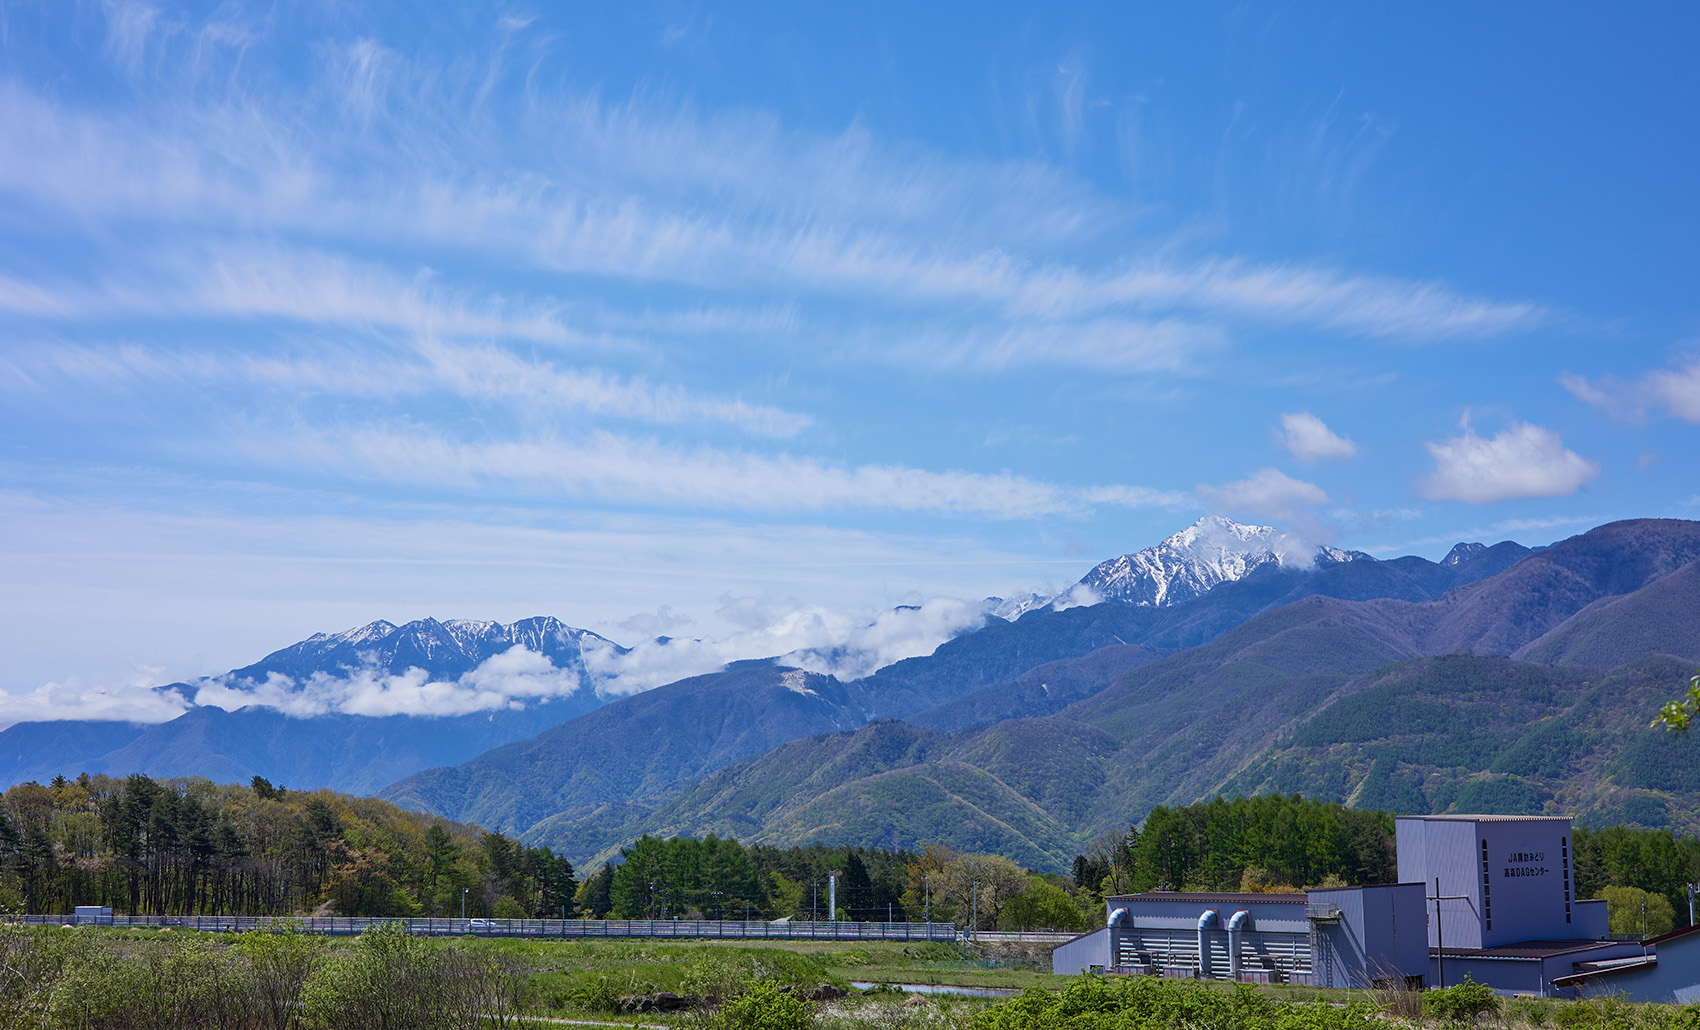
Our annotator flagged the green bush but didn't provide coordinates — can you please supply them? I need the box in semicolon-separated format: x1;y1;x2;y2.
970;974;1386;1030
1425;977;1500;1024
710;979;816;1030
233;920;329;1030
297;921;521;1030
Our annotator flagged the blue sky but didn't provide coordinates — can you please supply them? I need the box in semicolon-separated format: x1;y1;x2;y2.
2;2;1697;720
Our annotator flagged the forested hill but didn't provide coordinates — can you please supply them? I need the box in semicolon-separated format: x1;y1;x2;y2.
0;772;575;919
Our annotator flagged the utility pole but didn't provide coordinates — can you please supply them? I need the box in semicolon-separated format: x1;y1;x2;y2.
461;887;468;921
1430;877;1469;990
711;890;723;920
924;875;930;924
975;880;985;939
1688;883;1698;928
829;870;839;923
812;883;818;922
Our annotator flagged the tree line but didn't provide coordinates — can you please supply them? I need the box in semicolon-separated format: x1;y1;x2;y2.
6;774;1693;932
0;773;574;918
1068;794;1700;931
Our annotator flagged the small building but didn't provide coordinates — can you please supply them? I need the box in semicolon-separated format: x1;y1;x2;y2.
1052;884;1428;988
1552;924;1700;1004
72;906;113;925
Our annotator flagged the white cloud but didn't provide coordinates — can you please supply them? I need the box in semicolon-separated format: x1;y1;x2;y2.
0;596;997;722
245;425;1176;520
1649;361;1700;421
0;67;1546;345
1280;411;1358;461
191;645;582;718
1419;421;1600;503
581;595;995;693
1079;485;1193;509
911;317;1221;373
0;675;190;731
1010;259;1546;339
785;597;997;681
1196;468;1329;523
1;337;810;438
1048;583;1102;612
1563;359;1700;424
0;487;1073;697
102;1;165;79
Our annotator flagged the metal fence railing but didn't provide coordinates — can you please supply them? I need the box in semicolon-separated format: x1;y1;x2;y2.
13;914;962;942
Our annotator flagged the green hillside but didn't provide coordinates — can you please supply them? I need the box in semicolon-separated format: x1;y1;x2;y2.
437;521;1700;869
1516;559;1700;667
533;652;1700;871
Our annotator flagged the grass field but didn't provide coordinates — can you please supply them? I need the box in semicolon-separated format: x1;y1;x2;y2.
8;925;1698;1030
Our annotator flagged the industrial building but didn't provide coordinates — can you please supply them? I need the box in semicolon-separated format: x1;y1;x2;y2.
1053;814;1678;1000
1553;924;1700;1004
1051;883;1429;988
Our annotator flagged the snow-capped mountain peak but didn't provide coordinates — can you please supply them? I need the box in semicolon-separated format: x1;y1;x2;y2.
1072;515;1357;608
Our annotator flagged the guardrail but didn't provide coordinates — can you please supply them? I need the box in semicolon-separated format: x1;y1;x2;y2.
13;914;961;942
969;931;1080;945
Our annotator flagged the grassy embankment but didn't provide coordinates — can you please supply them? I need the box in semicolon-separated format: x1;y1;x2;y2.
6;925;1699;1030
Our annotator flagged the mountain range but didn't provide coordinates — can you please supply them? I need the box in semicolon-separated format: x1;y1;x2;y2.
383;518;1700;868
5;516;1697;873
0;616;619;794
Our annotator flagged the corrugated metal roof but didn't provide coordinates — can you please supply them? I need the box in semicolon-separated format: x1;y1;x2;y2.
1645;922;1700;946
1107;892;1307;904
1551;956;1658;986
1396;814;1571;822
1433;939;1618;959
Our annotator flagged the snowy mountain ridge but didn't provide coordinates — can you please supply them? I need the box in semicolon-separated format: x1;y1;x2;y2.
1070;515;1368;608
229;615;623;690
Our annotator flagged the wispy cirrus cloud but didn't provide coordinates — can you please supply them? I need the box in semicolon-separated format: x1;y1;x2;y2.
1563;357;1700;424
0;250;587;346
0;52;1547;347
1;339;811;437
901;316;1221;373
224;424;1179;520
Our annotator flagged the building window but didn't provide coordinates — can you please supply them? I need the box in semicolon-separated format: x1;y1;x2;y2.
1561;835;1571;924
1480;839;1492;930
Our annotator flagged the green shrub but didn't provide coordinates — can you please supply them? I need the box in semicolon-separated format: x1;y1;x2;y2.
297;921;521;1030
47;931;252;1030
969;974;1386;1030
234;920;329;1030
1426;977;1500;1024
711;979;816;1030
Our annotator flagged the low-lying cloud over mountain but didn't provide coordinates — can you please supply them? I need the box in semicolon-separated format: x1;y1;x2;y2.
0;514;1477;732
193;645;584;719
